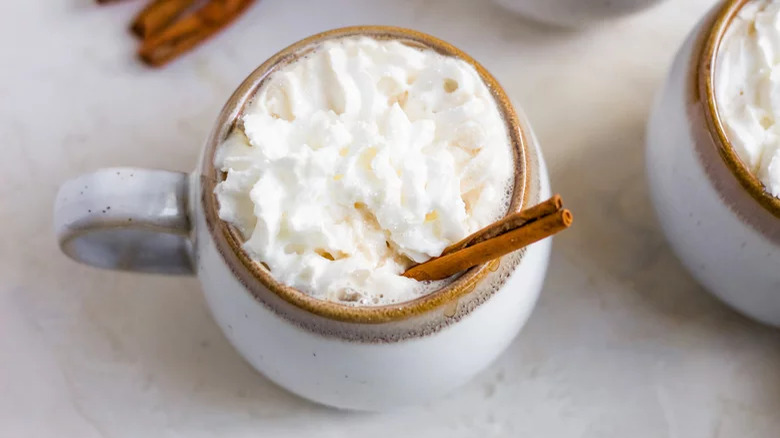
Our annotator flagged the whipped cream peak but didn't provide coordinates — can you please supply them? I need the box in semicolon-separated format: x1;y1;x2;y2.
215;36;514;305
716;0;780;198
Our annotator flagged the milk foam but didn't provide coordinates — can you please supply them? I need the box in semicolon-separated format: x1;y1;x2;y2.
716;0;780;197
215;36;514;305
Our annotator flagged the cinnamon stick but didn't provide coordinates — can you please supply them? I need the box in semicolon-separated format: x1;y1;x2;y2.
131;0;198;38
403;209;573;282
442;194;563;256
138;0;255;67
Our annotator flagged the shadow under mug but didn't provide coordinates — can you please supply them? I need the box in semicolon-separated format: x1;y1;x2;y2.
54;26;553;410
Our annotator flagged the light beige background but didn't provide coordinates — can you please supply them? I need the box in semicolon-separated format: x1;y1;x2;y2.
1;0;779;437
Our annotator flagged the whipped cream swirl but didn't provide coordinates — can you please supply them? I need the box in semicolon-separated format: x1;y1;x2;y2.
215;36;514;304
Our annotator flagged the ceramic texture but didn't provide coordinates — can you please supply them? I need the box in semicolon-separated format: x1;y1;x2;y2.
54;168;192;275
194;142;550;409
494;0;666;27
53;26;553;410
646;1;780;326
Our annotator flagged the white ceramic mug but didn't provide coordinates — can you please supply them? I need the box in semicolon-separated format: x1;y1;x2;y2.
54;26;553;410
493;0;665;27
646;1;780;326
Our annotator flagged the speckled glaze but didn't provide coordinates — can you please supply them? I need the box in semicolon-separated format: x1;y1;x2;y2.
646;0;780;326
54;168;192;275
54;26;553;410
493;0;666;27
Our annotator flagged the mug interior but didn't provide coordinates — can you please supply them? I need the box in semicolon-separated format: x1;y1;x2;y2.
199;26;530;323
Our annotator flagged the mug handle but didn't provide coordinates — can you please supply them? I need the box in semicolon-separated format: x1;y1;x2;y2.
54;168;194;275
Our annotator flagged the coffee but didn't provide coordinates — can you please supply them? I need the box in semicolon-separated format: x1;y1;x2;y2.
716;0;780;198
214;36;514;305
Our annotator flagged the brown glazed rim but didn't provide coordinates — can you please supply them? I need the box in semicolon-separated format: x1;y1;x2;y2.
200;26;530;324
699;0;780;219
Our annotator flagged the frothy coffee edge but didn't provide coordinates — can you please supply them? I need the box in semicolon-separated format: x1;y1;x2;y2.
214;36;515;306
293;246;528;343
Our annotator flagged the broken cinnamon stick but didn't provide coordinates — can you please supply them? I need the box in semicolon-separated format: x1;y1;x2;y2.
403;208;573;282
138;0;255;67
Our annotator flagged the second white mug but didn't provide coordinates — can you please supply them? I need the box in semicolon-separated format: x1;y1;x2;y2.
646;0;780;326
493;0;666;27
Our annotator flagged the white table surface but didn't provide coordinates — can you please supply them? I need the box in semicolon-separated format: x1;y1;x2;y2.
2;1;780;437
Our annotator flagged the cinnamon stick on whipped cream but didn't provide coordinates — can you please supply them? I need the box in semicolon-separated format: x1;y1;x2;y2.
403;197;572;282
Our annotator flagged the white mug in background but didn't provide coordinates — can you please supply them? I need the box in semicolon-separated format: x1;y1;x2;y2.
53;26;553;410
646;1;780;326
493;0;666;27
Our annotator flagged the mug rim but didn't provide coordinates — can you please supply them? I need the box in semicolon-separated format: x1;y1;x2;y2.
199;26;531;324
698;0;780;219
